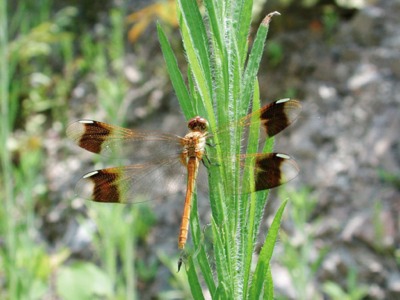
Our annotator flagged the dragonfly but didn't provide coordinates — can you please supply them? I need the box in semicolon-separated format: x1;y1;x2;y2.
66;98;301;250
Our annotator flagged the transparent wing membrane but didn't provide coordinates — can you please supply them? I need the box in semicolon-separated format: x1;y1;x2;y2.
208;153;299;195
67;120;184;162
75;158;187;204
240;98;302;138
67;99;302;204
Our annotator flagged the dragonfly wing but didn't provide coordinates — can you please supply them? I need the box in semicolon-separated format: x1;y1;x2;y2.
206;152;299;195
206;99;301;146
66;120;183;161
75;158;186;204
240;98;302;138
240;153;299;193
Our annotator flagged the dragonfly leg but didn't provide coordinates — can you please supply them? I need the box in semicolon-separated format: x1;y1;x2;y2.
202;152;220;169
206;141;217;147
177;250;188;272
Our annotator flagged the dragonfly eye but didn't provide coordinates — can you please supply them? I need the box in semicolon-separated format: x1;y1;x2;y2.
187;116;209;132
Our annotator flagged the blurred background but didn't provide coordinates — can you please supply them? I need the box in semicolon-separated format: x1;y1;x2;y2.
1;0;399;299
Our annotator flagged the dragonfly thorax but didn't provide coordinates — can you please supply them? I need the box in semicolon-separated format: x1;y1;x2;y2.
179;130;207;168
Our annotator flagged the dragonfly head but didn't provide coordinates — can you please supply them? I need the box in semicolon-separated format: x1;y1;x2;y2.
187;116;209;133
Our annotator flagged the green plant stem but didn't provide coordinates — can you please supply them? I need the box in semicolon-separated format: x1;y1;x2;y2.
0;1;17;297
160;2;285;298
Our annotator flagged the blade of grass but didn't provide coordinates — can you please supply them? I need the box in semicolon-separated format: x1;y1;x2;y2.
235;0;253;65
157;23;194;118
249;200;288;298
163;5;231;292
189;194;216;294
203;0;230;126
241;11;280;114
177;1;214;124
0;2;17;297
212;281;229;299
264;267;274;300
186;256;205;300
203;0;224;58
177;0;213;103
175;2;235;293
210;217;231;293
160;1;287;298
240;80;263;296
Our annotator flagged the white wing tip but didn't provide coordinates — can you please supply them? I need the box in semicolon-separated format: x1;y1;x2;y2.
276;153;291;159
83;171;99;178
276;98;291;104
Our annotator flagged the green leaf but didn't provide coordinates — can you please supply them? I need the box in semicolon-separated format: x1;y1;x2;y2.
249;200;287;298
186;257;205;300
157;23;194;118
241;80;264;297
264;267;274;300
56;262;113;300
178;0;214;124
203;0;224;57
211;217;232;294
178;0;213;99
190;193;216;294
234;0;253;64
241;12;280;114
158;1;286;299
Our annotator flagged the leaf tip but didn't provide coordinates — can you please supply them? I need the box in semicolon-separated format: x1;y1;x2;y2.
261;11;281;26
